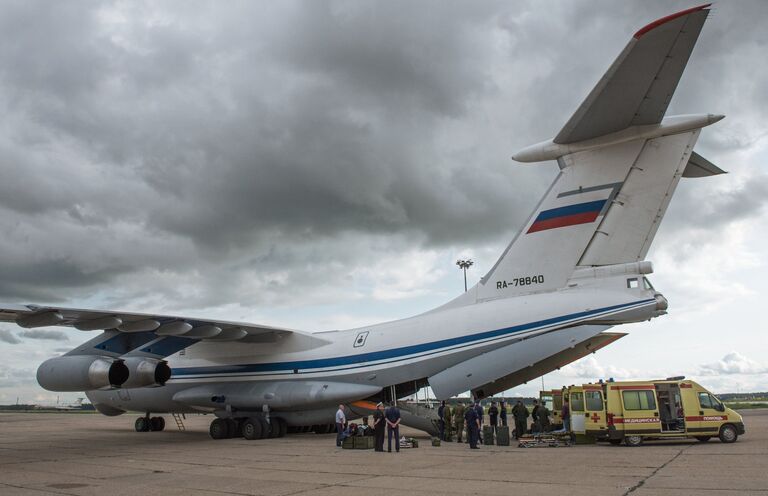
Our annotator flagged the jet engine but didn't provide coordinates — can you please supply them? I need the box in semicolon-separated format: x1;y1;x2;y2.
37;355;129;392
121;357;172;388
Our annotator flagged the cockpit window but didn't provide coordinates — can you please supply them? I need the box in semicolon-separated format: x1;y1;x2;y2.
627;278;639;289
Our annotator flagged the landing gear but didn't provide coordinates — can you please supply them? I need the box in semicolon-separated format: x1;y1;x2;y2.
135;415;165;432
209;416;287;440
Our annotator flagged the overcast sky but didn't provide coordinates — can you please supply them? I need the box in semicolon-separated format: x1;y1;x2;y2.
1;0;767;404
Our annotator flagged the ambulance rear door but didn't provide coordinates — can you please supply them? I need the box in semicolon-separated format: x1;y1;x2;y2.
613;385;661;436
569;387;586;434
584;385;607;437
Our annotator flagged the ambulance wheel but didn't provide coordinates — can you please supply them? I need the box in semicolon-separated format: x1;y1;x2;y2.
242;418;263;440
209;418;230;440
696;436;712;443
135;417;150;432
624;435;643;447
609;438;622;445
150;416;165;432
719;424;738;443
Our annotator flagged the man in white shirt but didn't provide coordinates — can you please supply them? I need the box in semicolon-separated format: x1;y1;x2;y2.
335;404;347;447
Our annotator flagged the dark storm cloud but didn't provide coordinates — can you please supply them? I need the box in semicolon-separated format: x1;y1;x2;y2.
0;0;765;309
18;329;69;341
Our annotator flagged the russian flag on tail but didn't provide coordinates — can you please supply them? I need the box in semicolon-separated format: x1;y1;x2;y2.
527;199;607;234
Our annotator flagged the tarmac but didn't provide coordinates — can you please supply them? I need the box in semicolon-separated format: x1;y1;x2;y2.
0;410;766;496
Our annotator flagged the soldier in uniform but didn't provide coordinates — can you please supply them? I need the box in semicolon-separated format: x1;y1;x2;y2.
539;402;551;432
373;402;386;452
453;402;466;443
465;401;480;449
499;400;508;427
437;400;447;441
474;401;484;444
488;401;499;435
512;399;529;439
444;403;453;441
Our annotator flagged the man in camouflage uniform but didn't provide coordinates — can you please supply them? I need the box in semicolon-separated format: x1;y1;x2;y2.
444;403;453;441
453;402;466;443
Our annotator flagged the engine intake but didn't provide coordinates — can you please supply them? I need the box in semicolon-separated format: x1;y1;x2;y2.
37;355;129;392
121;357;172;388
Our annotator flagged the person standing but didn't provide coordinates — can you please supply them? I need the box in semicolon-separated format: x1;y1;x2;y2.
531;399;541;433
488;401;499;435
335;404;346;447
373;402;385;452
444;403;453;440
438;400;446;441
453;402;466;443
499;400;508;427
512;400;529;439
561;399;571;433
385;402;401;452
474;401;484;444
539;402;551;433
465;402;480;449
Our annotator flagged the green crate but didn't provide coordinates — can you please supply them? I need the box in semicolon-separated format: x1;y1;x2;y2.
431;437;441;447
342;437;355;449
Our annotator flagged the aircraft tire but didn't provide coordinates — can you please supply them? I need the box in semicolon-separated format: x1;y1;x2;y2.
150;417;165;432
226;418;240;438
719;424;738;443
135;417;150;432
209;418;229;440
275;418;287;438
242;418;262;440
257;417;270;439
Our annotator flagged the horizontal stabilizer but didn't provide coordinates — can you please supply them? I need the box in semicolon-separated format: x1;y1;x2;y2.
683;151;726;177
555;5;710;144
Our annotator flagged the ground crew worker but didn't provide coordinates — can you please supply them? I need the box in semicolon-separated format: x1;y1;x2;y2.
335;404;346;447
465;401;480;449
373;402;385;452
444;402;453;440
438;400;446;441
488;401;499;435
385;402;401;452
512;400;529;439
453;402;466;443
499;400;508;427
561;399;571;433
474;401;484;444
531;399;541;433
539;402;551;432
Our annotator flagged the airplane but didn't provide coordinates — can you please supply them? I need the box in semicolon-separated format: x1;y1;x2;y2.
1;4;726;439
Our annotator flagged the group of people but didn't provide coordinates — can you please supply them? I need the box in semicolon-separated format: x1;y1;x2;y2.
336;397;572;452
335;402;403;452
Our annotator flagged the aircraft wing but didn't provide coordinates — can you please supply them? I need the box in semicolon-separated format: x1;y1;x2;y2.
0;303;322;358
554;4;711;144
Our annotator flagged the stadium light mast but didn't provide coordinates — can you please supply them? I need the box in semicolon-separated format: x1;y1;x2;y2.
456;259;474;292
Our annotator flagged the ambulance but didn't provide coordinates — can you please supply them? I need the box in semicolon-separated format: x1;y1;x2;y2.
565;377;745;446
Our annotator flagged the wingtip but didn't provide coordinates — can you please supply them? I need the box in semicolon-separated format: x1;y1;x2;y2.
633;4;712;39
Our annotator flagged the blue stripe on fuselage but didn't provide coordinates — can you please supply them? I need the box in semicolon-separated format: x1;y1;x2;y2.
172;299;654;378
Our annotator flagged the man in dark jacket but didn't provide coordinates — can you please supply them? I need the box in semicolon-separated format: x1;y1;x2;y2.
499;401;508;427
488;401;499;435
385;402;401;452
474;402;484;444
512;400;529;439
531;399;541;433
373;402;386;452
464;402;480;449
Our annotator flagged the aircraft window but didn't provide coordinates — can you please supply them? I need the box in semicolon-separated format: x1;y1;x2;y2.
570;392;584;411
622;390;657;410
643;277;655;290
627;278;639;289
585;391;603;411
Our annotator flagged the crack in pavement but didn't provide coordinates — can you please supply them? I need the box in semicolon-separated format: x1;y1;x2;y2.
622;445;693;496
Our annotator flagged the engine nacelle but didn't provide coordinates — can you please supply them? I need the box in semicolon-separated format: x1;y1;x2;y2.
37;355;129;392
121;357;172;388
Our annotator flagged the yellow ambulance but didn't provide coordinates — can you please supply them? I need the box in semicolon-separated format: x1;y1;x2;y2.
565;377;745;446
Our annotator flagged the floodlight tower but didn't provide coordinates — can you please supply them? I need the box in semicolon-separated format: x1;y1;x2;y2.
456;259;473;292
